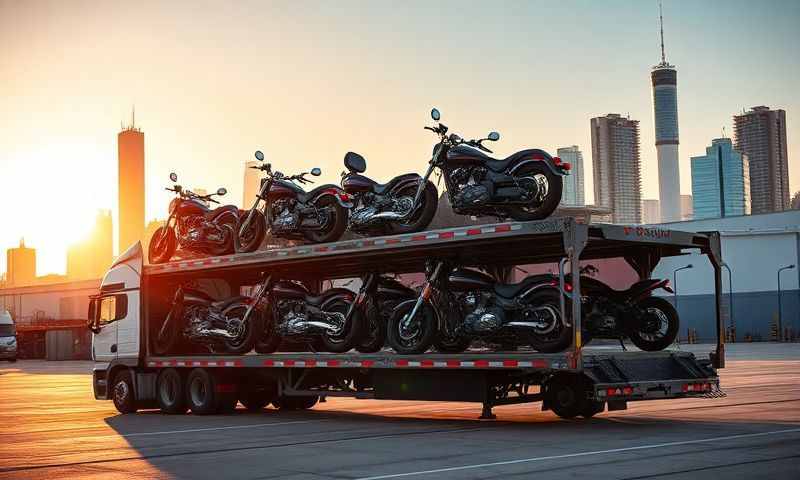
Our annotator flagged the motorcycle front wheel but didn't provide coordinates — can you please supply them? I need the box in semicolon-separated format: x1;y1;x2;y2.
222;304;261;354
506;163;563;221
148;226;177;264
303;196;347;244
390;181;439;234
629;297;679;351
236;212;266;253
319;299;364;353
386;301;438;354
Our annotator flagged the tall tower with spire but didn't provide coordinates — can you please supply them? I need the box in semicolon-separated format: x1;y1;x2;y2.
651;1;681;223
118;107;145;254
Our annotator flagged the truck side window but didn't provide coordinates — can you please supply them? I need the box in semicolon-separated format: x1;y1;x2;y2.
98;295;128;325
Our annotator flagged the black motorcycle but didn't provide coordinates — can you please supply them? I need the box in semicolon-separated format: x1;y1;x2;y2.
255;278;364;354
341;152;438;235
418;108;570;220
154;281;265;355
148;173;238;264
342;273;417;353
565;264;680;352
237;151;352;251
386;261;566;354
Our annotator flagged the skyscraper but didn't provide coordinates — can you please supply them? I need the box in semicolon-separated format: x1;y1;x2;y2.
733;106;789;214
642;199;661;224
590;113;642;224
651;2;681;222
6;239;36;286
67;210;114;280
118;110;145;254
243;160;261;208
557;146;585;206
690;138;751;220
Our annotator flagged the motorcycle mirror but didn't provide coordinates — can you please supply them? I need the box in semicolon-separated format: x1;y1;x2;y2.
431;108;441;121
169;172;178;182
311;167;322;176
217;187;227;196
254;150;265;161
487;131;500;142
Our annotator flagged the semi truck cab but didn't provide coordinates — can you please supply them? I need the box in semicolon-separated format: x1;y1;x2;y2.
0;310;17;362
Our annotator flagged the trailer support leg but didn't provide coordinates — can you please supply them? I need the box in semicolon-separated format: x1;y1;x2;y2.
479;402;496;420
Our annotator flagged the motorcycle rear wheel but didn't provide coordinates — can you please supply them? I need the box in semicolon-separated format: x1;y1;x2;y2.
629;297;679;351
148;226;177;264
506;163;563;221
526;289;573;353
319;300;364;353
390;181;439;234
303;196;347;244
254;307;281;354
236;212;266;253
355;303;386;353
207;224;236;256
222;304;261;354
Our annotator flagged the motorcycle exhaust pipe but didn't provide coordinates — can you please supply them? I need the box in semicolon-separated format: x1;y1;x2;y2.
301;320;341;333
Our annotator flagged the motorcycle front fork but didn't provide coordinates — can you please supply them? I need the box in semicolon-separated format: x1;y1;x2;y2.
403;261;444;329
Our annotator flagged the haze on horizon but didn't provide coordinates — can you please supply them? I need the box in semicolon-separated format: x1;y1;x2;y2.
1;0;799;276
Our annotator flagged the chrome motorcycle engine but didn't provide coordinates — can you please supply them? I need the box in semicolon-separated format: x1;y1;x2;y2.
450;167;490;209
461;292;503;333
277;300;308;335
272;199;299;233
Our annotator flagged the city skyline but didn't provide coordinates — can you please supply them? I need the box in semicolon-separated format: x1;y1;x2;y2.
1;1;798;275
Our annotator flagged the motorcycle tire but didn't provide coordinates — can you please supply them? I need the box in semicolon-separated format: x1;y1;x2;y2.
390;181;439;234
153;310;180;355
628;296;680;352
434;335;471;353
386;301;438;354
319;299;364;353
254;307;281;354
355;306;386;354
303;196;347;244
526;289;573;353
506;163;563;221
207;224;236;256
222;304;262;355
148;226;177;264
236;212;266;253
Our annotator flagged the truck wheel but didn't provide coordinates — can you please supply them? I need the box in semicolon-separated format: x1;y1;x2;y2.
581;400;605;418
186;368;231;415
240;382;278;411
112;370;138;414
273;395;319;410
546;375;586;419
157;368;187;414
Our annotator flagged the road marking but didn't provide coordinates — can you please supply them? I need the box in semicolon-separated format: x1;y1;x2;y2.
118;419;325;438
356;427;800;480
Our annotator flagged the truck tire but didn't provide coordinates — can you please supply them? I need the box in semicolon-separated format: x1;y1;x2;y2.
546;374;588;420
581;400;605;418
273;395;319;410
240;382;278;411
186;368;233;415
157;368;187;414
111;370;138;414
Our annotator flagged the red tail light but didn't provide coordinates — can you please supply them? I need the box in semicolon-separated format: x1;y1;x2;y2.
561;162;572;171
564;282;573;292
553;156;562;165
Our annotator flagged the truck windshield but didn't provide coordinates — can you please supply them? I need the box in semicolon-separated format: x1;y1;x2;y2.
0;325;16;337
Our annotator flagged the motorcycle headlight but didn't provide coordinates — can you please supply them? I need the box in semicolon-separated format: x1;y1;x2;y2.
169;198;179;215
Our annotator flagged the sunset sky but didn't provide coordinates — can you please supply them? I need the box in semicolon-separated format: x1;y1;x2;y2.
1;0;799;276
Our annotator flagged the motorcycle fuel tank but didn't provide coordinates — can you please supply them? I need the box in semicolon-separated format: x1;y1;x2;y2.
174;198;209;217
267;180;303;200
272;281;310;300
448;268;495;291
376;276;414;299
341;174;376;193
446;145;490;166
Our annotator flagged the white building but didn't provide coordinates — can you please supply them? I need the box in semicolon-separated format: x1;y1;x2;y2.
557;146;585;206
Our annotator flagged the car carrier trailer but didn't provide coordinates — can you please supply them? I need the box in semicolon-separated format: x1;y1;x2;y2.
90;217;725;419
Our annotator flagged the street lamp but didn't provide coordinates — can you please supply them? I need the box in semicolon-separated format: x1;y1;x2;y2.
777;264;795;341
722;263;734;341
673;264;694;313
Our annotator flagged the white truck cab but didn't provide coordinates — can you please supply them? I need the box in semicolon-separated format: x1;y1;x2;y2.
89;242;143;401
0;310;17;362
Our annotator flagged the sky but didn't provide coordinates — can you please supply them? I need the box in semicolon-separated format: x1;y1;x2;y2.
1;0;799;276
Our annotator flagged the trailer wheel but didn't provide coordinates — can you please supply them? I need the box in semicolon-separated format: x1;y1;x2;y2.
186;368;232;415
240;382;278;411
581;400;605;418
157;368;187;414
273;395;319;410
111;370;138;414
546;375;586;419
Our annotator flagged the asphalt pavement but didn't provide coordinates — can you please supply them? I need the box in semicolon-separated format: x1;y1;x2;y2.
0;343;798;479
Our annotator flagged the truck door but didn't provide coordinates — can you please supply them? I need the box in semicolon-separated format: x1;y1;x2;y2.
92;295;123;361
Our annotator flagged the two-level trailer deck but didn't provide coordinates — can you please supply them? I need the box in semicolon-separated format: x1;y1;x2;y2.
91;217;725;419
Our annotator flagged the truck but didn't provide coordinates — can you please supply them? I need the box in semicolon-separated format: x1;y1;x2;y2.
0;310;17;362
89;217;725;419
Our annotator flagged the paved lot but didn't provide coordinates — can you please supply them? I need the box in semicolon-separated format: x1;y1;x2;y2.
0;344;799;479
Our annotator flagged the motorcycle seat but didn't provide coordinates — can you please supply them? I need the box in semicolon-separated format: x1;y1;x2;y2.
211;295;251;311
493;274;556;299
204;205;239;224
455;147;552;173
615;279;664;298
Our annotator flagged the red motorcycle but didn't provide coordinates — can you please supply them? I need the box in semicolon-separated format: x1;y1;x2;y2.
148;173;238;264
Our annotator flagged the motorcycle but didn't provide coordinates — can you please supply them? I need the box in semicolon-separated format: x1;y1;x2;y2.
148;173;238;264
237;151;352;251
418;108;570;220
564;264;680;352
254;277;364;353
153;280;265;355
340;152;438;235
342;273;417;353
386;261;566;354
